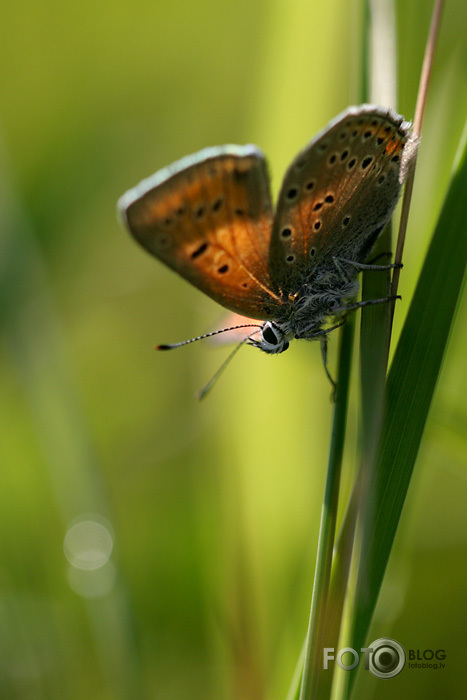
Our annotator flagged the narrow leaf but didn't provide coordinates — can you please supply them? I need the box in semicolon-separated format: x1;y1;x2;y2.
350;119;467;679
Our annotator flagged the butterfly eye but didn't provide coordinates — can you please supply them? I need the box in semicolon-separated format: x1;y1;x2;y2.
262;323;280;345
259;323;289;354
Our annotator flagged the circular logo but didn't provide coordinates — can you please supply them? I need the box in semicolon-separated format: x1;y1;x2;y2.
368;638;406;678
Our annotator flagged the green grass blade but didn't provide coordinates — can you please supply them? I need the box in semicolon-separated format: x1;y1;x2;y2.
349;117;467;683
298;319;354;700
311;0;397;694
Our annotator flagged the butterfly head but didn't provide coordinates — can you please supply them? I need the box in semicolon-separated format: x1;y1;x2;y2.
248;321;290;355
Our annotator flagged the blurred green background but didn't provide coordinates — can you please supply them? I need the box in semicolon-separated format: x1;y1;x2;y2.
1;1;466;698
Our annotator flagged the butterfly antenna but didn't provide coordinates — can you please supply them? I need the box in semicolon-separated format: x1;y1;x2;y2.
156;324;262;350
196;329;261;401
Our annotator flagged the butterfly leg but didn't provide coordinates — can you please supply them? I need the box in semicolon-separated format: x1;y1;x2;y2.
332;256;354;284
336;257;403;272
338;295;401;313
320;335;337;400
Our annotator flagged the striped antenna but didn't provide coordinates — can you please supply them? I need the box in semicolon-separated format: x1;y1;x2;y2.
156;324;262;351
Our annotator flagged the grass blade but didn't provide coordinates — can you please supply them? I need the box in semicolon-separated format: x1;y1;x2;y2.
350;117;467;684
298;319;354;700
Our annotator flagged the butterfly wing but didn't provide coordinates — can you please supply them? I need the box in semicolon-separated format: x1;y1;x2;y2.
269;105;414;290
118;146;283;320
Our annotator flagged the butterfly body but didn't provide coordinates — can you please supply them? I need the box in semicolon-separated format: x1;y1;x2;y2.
118;105;416;361
247;246;375;356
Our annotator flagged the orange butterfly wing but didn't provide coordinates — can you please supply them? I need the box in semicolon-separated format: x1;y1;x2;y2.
118;146;284;320
269;106;413;290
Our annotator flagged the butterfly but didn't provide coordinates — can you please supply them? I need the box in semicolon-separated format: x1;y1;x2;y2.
118;105;415;393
